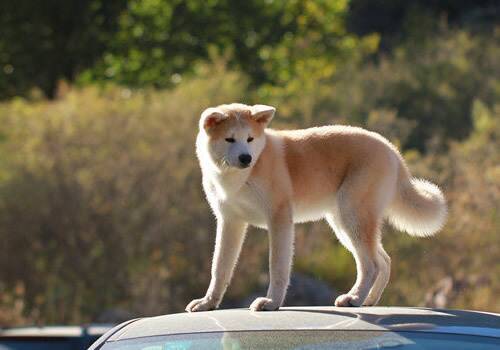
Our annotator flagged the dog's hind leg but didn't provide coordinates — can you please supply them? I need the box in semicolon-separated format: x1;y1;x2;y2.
326;187;383;307
363;243;391;306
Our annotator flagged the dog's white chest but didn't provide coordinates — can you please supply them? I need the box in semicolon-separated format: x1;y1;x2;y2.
225;183;269;227
206;175;269;227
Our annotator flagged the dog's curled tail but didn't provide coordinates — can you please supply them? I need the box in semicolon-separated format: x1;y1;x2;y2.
387;166;447;237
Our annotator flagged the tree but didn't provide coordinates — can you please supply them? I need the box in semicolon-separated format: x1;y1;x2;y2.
84;0;361;89
0;0;126;99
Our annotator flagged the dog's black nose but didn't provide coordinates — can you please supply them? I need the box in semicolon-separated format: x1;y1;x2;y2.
239;154;252;166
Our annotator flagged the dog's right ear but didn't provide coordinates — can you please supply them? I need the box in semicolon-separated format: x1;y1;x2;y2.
200;108;227;131
251;104;276;126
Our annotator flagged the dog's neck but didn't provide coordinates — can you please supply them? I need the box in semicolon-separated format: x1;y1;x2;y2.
206;165;252;200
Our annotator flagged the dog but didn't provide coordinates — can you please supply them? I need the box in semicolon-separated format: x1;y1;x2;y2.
186;103;447;312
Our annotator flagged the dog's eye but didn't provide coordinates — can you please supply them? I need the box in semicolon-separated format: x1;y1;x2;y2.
247;137;254;143
225;138;235;143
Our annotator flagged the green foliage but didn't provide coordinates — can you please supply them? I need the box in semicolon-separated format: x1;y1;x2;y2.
82;0;372;93
346;0;499;48
1;0;498;104
264;27;499;151
0;0;126;99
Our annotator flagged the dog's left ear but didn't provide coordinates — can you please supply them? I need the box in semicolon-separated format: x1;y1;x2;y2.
251;105;276;126
200;107;227;131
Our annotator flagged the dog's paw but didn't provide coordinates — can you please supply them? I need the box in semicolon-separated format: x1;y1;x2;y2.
334;293;363;307
185;297;217;312
249;297;280;311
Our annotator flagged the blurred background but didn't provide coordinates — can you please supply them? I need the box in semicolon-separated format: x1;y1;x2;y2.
0;0;498;326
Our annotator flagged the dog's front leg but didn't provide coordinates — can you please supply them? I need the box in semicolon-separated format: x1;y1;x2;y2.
186;217;247;312
250;204;294;311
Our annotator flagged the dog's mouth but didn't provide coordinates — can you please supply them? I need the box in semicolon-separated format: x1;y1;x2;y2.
219;158;251;170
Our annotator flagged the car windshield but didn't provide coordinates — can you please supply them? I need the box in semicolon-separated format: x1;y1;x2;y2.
100;330;499;350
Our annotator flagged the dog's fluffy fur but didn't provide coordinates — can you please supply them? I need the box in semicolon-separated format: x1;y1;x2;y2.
186;103;447;312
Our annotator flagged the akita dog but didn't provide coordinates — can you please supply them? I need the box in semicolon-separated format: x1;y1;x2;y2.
186;103;447;312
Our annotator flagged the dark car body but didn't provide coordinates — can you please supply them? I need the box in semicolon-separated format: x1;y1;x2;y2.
89;306;500;349
0;325;113;350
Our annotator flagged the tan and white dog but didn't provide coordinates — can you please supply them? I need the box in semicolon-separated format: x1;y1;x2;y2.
186;103;447;312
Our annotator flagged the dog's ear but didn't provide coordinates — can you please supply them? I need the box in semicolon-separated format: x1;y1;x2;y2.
200;108;227;131
251;105;276;126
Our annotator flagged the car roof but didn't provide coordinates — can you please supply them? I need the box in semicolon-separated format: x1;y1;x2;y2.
0;324;114;337
107;306;500;342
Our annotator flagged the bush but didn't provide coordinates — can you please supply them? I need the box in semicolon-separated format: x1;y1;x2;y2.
0;65;255;323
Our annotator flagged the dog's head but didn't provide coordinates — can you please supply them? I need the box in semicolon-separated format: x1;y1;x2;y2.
198;103;275;170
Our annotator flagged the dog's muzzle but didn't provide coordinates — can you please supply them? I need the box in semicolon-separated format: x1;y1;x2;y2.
238;154;252;168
